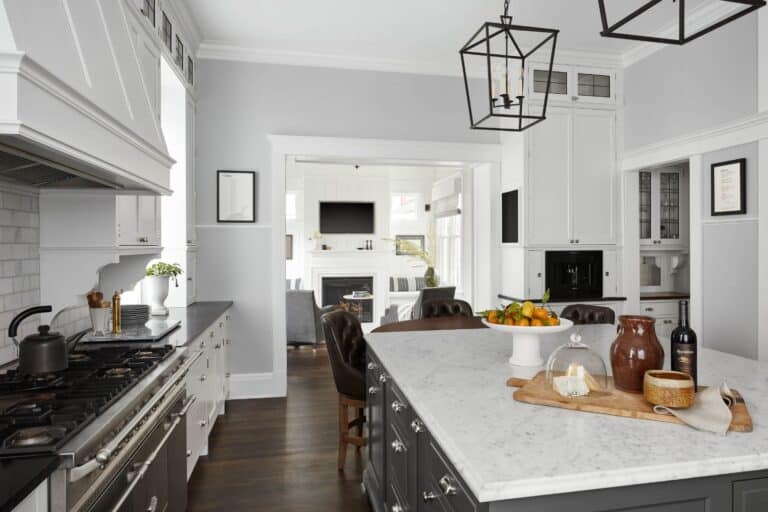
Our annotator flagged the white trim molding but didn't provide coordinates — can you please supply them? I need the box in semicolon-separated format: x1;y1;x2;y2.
228;371;287;400
197;41;621;77
620;111;768;171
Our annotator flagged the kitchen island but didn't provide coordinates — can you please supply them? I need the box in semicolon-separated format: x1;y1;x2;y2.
364;327;768;511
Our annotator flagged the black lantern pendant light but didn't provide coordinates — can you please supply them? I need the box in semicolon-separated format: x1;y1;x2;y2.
460;0;559;132
598;0;766;45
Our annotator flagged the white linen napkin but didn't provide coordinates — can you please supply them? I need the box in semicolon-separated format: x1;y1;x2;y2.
653;382;734;435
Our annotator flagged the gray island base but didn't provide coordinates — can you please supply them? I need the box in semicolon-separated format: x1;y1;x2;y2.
363;328;768;511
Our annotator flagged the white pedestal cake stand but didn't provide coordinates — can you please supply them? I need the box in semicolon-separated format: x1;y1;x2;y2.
481;318;574;367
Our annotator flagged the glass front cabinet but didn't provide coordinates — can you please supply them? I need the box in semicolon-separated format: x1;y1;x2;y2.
527;64;616;105
638;166;689;249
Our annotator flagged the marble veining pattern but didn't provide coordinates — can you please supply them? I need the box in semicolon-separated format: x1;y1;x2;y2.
366;327;768;503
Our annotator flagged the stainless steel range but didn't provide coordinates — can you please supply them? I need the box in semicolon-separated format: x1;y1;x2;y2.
0;344;199;511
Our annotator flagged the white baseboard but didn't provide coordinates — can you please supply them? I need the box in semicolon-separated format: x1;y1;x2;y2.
228;371;287;399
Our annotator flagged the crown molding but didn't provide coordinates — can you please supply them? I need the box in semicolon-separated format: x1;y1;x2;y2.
620;110;768;171
162;0;203;52
621;1;742;68
197;41;621;76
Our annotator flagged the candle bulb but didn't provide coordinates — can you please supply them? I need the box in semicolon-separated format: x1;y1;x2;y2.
517;64;525;97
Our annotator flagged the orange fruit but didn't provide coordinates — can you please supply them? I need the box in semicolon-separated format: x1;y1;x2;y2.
531;318;544;327
516;317;531;327
488;311;500;324
532;307;549;321
504;317;515;326
546;317;560;326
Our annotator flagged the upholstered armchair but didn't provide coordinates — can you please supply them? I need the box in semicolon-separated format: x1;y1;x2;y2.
286;290;340;349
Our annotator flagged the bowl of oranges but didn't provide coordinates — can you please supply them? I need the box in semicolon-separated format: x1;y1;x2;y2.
479;291;573;367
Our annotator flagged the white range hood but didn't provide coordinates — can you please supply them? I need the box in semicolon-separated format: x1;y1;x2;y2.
0;0;173;193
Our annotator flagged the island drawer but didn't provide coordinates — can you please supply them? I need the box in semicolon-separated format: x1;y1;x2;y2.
640;300;677;318
386;379;414;433
420;436;479;512
386;422;413;510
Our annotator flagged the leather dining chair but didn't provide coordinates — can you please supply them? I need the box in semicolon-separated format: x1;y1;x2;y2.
321;309;367;471
561;304;616;325
420;299;474;319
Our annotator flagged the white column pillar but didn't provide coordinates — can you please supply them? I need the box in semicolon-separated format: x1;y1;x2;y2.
759;10;768;360
688;155;704;347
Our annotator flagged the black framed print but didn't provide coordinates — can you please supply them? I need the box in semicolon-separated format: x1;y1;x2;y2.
711;159;746;216
395;235;425;255
217;170;256;223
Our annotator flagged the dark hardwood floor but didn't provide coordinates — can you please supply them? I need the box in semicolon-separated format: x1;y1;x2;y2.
187;347;373;512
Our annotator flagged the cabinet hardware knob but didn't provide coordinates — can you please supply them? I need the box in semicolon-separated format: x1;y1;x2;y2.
537;273;542;278
147;496;158;512
391;440;406;453
199;420;207;427
439;475;458;496
391;401;407;413
367;362;379;371
368;386;379;396
410;419;425;433
379;374;388;384
225;373;231;378
186;449;192;457
209;332;215;338
645;307;654;312
605;272;610;276
215;344;221;349
423;491;438;503
219;322;223;328
200;375;206;382
391;505;403;512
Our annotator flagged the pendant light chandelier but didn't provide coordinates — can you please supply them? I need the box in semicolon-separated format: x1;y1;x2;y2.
598;0;766;45
460;0;559;132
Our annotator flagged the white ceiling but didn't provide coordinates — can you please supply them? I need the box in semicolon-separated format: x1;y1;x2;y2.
186;0;732;72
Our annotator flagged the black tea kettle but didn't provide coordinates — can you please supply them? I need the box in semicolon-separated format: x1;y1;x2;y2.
10;306;69;375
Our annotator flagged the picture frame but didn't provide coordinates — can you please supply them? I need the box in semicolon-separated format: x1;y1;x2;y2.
711;159;746;216
285;234;293;260
395;235;425;255
217;170;256;223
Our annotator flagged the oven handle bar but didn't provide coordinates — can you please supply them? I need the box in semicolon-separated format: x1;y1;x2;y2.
109;412;183;512
68;350;202;483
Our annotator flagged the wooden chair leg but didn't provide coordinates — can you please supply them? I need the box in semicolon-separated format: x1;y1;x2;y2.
355;408;364;450
337;397;348;471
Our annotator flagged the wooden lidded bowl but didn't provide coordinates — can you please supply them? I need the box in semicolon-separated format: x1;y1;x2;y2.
643;370;695;409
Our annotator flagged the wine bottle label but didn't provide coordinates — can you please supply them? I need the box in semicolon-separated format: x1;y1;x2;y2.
673;346;695;376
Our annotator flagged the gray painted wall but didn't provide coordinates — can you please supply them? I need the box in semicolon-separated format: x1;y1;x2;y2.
700;143;759;359
624;16;757;151
195;60;496;377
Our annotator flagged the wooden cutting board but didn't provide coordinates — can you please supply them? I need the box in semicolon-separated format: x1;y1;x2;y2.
506;372;753;433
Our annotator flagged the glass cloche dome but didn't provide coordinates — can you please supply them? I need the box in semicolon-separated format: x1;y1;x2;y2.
545;332;608;397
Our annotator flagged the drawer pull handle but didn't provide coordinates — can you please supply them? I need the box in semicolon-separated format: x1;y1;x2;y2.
391;505;403;512
368;386;379;396
644;307;654;312
391;400;407;413
423;491;438;503
410;419;425;434
391;440;406;454
367;362;379;371
379;374;388;384
439;475;458;497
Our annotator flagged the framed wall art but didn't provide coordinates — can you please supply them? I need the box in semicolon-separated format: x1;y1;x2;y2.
217;170;256;223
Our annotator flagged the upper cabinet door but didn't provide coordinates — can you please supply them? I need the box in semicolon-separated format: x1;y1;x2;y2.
571;109;616;245
138;196;161;245
527;108;571;246
117;195;139;246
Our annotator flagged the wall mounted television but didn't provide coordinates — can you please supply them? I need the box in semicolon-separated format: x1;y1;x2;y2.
319;202;375;234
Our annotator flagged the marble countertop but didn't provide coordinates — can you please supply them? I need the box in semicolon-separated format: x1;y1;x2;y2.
367;327;768;502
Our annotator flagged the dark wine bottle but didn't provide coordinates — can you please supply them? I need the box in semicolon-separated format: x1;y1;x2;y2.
671;300;697;391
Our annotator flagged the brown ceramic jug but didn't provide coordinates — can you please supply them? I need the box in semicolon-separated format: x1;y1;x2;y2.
610;315;664;393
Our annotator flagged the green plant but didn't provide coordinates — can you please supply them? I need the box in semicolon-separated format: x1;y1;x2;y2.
146;262;183;285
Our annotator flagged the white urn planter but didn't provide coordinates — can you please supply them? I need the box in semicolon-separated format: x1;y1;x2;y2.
144;275;170;316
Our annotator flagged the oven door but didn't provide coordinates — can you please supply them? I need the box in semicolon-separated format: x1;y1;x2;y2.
86;390;188;512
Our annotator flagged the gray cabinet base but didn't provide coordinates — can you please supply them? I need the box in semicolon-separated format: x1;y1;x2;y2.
363;468;386;512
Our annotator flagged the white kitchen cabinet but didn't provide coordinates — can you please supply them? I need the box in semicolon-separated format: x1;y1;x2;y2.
11;480;48;512
527;109;571;246
526;250;545;299
526;107;617;246
186;251;198;304
572;110;616;245
117;195;161;247
185;310;231;479
603;250;619;297
639;166;689;249
641;300;679;345
528;64;616;105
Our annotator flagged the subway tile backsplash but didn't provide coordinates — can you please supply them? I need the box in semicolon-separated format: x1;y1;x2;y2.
0;186;41;365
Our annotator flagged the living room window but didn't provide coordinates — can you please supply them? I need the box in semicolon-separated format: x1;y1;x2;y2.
435;214;461;289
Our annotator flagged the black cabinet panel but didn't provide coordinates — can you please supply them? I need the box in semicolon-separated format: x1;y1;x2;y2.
366;353;386;507
734;478;768;512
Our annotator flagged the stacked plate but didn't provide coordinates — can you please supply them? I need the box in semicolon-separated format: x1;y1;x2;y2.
121;304;150;326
